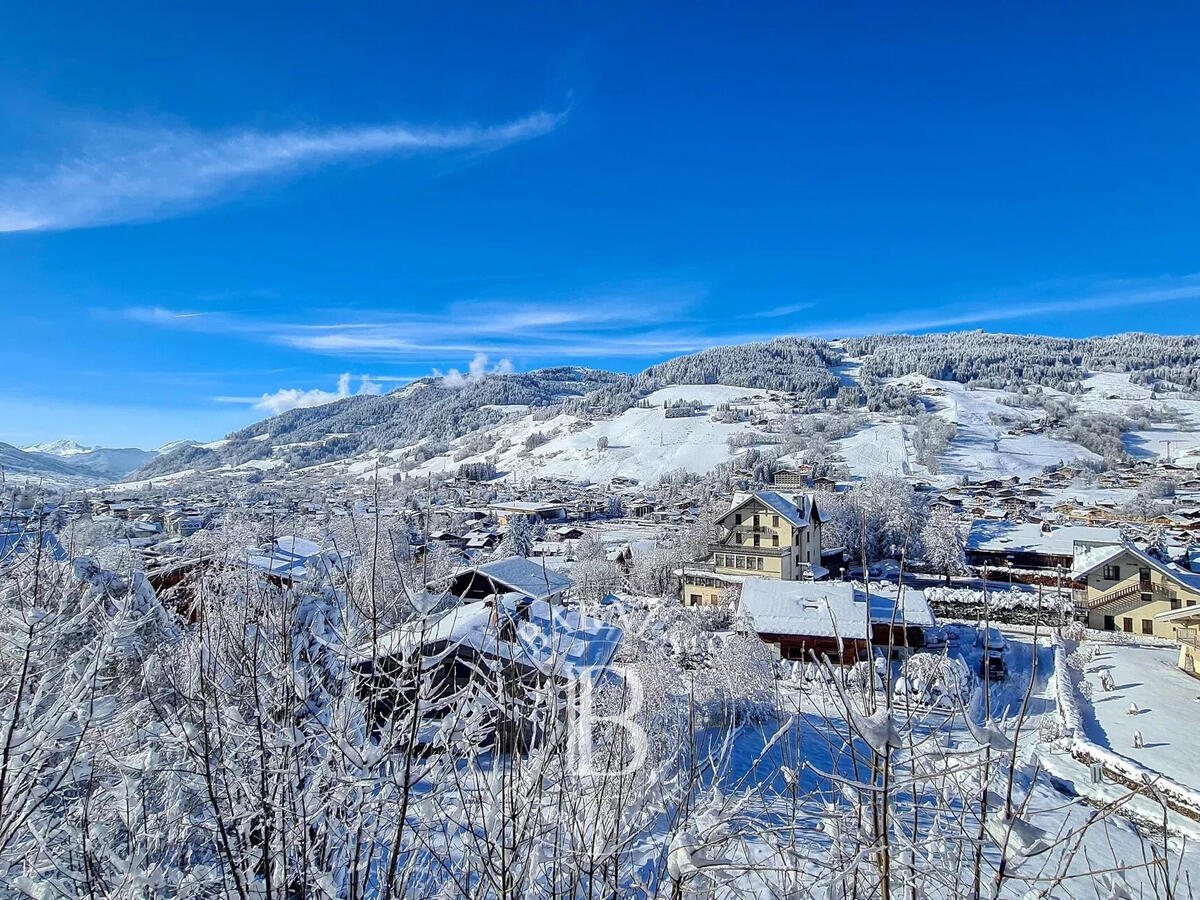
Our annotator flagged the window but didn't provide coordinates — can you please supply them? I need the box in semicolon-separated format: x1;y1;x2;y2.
735;532;742;545
715;554;724;567
1142;619;1154;635
1103;615;1115;631
1172;599;1182;610
1123;617;1133;633
735;513;742;525
1189;599;1197;607
757;557;764;571
772;515;779;528
1139;567;1151;580
689;594;702;605
753;534;760;547
772;535;779;547
1103;565;1121;582
753;514;760;529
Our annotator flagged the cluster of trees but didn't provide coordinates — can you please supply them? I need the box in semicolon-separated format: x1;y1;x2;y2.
816;472;967;580
862;381;925;416
844;331;1200;394
522;430;550;451
456;461;498;481
911;412;956;474
662;398;704;418
565;337;844;418
710;402;748;423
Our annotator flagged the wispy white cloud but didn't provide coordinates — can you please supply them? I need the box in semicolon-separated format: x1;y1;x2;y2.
750;301;816;318
120;286;707;361
0;112;562;232
124;273;1200;386
798;275;1200;338
215;372;383;415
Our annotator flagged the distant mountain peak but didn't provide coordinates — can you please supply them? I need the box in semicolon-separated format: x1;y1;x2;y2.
24;439;93;457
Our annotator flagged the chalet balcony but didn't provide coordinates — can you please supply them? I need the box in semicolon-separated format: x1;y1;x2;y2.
707;542;787;559
1179;628;1200;650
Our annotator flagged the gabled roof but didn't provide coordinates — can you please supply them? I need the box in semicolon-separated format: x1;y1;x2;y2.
358;593;621;678
1072;541;1200;594
469;556;573;599
728;491;825;528
0;528;66;566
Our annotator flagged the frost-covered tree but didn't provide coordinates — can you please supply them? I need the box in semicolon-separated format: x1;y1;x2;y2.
922;507;966;583
498;515;534;558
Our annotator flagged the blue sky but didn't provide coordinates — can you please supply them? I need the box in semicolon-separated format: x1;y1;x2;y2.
3;2;1200;449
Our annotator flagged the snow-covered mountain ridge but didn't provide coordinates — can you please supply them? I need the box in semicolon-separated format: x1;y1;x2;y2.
7;439;196;487
116;331;1200;490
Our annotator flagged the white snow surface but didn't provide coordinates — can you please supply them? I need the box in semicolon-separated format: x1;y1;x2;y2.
410;384;766;484
899;375;1104;479
1078;641;1200;790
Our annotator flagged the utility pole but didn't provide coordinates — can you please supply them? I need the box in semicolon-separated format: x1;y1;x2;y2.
1165;440;1172;464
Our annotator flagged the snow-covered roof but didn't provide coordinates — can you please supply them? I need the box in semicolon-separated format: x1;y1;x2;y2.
0;528;66;566
274;536;323;559
738;579;869;639
1072;542;1200;594
471;556;573;599
729;491;825;528
1070;542;1128;578
244;535;347;579
490;501;566;513
865;585;936;628
360;593;622;679
1153;604;1200;624
966;521;1122;558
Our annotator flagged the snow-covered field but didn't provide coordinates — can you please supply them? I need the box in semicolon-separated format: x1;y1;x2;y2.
837;421;913;478
1077;641;1200;790
404;384;770;485
1076;372;1200;463
897;375;1103;479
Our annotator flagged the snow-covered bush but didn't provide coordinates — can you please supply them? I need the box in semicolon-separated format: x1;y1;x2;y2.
1066;645;1095;670
1061;621;1087;642
707;633;777;725
894;653;974;709
845;658;884;696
